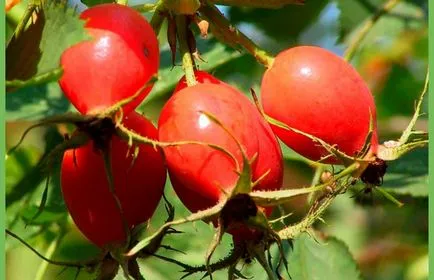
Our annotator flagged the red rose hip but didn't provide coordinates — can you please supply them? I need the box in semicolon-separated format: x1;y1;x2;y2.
61;112;166;248
159;82;283;236
261;46;378;164
59;4;159;115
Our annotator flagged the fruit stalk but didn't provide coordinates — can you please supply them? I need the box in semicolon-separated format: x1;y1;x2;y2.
175;15;197;86
199;3;274;68
344;0;400;61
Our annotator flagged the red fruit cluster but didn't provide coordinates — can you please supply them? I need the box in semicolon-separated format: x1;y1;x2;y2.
59;4;166;249
58;5;378;249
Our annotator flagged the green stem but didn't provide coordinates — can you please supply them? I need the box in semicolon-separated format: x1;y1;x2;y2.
344;0;400;61
278;180;352;240
175;15;197;86
6;67;63;89
5;229;100;267
199;2;274;68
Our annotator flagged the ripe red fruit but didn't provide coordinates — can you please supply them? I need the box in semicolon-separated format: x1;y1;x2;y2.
261;46;378;164
61;112;166;248
80;4;160;73
59;4;159;115
158;83;283;232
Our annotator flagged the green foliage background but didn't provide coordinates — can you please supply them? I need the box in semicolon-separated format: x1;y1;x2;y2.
5;0;428;279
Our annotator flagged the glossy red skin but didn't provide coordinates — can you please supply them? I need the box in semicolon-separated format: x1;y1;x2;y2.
80;4;159;74
61;112;166;248
261;46;378;164
59;29;154;115
159;83;283;236
173;70;222;92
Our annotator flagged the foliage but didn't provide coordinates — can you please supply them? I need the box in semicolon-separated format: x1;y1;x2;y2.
5;0;428;279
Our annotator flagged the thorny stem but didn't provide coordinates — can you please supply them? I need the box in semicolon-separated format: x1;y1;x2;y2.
153;246;242;276
278;180;352;240
250;163;359;206
176;15;197;86
5;229;101;268
344;0;401;61
199;2;274;68
127;200;226;256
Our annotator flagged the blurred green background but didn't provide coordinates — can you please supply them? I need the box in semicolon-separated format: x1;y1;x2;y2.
5;0;428;279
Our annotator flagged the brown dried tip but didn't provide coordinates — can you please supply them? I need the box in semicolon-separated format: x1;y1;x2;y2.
197;19;209;38
167;16;178;66
361;158;388;186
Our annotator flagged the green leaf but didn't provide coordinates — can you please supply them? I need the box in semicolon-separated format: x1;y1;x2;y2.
338;0;426;46
6;127;65;208
81;0;111;7
6;82;74;121
227;0;328;42
6;0;90;82
21;205;66;225
286;233;362;280
376;64;426;119
381;147;428;197
335;0;382;41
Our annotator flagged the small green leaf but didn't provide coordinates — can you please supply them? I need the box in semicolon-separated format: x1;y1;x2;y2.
381;147;428;197
7;0;90;79
336;0;382;41
6;127;65;208
6;0;90;120
286;233;362;280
